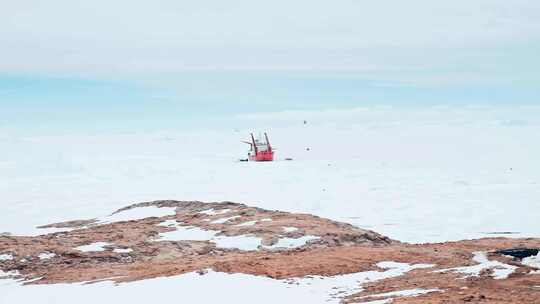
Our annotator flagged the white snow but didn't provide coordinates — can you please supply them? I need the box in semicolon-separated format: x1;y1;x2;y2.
75;242;112;253
2;107;540;243
265;235;320;249
377;261;435;270
113;248;133;254
362;300;392;304
236;218;272;227
0;263;431;304
282;226;299;232
0;270;19;278
437;251;517;280
236;220;257;227
3;106;539;243
212;235;263;251
283;261;434;301
0;261;433;304
155;220;318;251
38;252;56;260
210;215;241;224
0;254;13;261
522;253;540;269
360;288;441;300
198;209;231;216
1;106;540;302
156;223;263;250
156;225;217;242
156;219;178;227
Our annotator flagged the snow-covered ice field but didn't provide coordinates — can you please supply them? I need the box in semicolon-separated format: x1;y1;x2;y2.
2;106;539;243
1;105;539;303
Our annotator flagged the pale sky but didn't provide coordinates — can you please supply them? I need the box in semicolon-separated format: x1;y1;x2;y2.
2;1;539;77
1;0;539;129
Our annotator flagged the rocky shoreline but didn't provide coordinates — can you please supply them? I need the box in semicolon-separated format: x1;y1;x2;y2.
1;200;539;303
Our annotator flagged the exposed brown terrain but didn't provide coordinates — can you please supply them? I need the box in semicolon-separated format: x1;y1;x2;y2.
1;200;539;303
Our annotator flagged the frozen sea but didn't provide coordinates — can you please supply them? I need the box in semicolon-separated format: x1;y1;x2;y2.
1;105;539;303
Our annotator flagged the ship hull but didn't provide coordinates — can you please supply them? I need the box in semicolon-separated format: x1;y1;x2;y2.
249;151;274;161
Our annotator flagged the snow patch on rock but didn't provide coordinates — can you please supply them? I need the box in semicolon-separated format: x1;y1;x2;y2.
113;248;133;254
213;235;263;251
157;224;216;242
0;254;13;261
360;288;441;301
282;227;299;233
198;209;230;216
236;218;272;227
285;261;435;302
156;221;263;250
156;220;319;251
157;220;179;227
38;252;56;260
236;220;257;227
0;264;434;304
522;253;540;269
265;235;320;249
436;252;517;280
211;216;241;224
75;242;112;253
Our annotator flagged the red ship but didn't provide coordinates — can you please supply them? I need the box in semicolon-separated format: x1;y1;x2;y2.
243;133;274;162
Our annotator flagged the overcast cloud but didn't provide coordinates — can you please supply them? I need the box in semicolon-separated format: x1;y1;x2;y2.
1;0;539;83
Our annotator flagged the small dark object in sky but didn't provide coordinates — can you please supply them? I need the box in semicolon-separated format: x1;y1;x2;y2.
239;159;249;162
496;248;539;259
285;158;293;161
303;120;307;124
306;147;310;151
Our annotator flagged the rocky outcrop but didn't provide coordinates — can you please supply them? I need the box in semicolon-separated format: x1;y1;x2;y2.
1;200;539;303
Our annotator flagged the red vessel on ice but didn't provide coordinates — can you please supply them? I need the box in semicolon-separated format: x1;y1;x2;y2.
243;133;274;162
